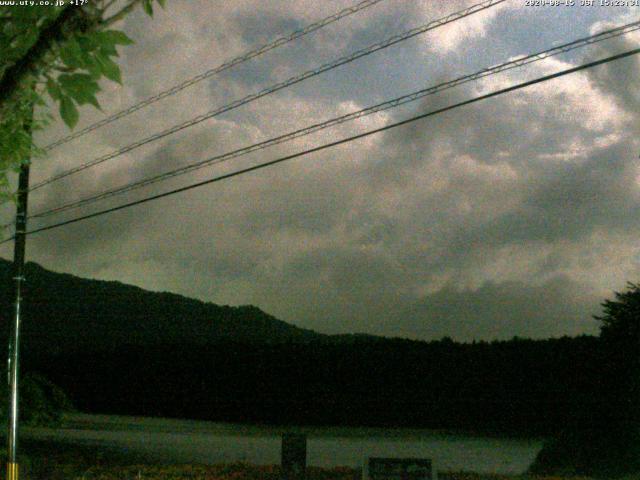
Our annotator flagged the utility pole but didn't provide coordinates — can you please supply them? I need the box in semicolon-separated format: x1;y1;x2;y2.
6;144;31;480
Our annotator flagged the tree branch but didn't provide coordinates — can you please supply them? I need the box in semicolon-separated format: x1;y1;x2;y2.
0;5;99;109
102;0;121;13
100;0;142;28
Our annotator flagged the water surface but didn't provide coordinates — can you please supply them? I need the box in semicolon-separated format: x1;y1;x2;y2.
24;413;543;474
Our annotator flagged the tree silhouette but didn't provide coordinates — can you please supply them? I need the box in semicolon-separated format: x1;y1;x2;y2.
531;282;640;477
597;282;640;343
597;282;640;444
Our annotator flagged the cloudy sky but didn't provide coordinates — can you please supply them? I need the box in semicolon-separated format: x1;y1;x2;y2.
2;0;639;342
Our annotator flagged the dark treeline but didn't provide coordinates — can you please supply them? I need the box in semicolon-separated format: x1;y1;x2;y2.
27;336;609;436
0;259;622;437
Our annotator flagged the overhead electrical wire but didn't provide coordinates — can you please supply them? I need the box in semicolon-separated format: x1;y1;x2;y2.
29;0;506;192
24;19;640;222
43;0;388;151
4;46;637;244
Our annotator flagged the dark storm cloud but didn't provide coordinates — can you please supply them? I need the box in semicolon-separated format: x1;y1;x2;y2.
398;276;602;341
247;248;602;341
7;2;639;342
584;34;640;115
442;142;640;258
369;46;640;250
233;12;304;47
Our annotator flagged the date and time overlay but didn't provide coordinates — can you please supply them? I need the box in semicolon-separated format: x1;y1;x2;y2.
526;0;638;6
0;0;637;7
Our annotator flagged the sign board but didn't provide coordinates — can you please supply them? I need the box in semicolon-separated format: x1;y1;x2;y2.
281;433;306;480
365;457;436;480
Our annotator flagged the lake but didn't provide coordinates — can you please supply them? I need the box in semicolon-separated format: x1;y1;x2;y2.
23;413;544;474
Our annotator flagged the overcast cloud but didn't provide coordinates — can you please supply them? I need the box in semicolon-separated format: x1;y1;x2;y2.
2;0;639;342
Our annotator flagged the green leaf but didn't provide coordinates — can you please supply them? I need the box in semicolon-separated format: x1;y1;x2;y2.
77;44;94;69
58;73;99;99
143;0;153;16
95;52;122;84
58;73;101;109
156;0;166;8
59;37;83;69
46;77;62;101
59;96;78;129
98;41;118;58
96;30;134;46
81;92;101;109
78;32;99;50
84;57;103;80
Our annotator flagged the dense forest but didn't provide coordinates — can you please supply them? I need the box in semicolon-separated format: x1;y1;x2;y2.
0;259;628;441
34;336;605;436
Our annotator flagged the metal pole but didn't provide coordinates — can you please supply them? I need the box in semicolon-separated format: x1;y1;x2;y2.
6;160;30;480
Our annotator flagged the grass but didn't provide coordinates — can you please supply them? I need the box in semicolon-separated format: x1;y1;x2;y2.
7;439;597;480
18;458;360;480
15;461;601;480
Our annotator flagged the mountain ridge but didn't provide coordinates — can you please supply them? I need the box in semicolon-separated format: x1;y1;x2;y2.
0;257;325;356
0;258;610;438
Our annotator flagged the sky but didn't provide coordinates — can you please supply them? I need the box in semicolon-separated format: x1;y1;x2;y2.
2;0;639;342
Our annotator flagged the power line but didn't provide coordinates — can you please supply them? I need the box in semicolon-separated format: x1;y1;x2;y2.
25;19;640;222
6;46;638;244
43;0;388;151
29;0;506;192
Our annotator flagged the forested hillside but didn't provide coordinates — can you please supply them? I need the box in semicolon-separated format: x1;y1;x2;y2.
0;259;612;436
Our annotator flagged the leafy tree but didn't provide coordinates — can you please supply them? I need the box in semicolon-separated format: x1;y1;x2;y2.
531;282;640;478
596;281;640;343
0;0;165;202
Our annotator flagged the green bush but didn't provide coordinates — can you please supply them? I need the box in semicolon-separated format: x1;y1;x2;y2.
0;368;73;427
